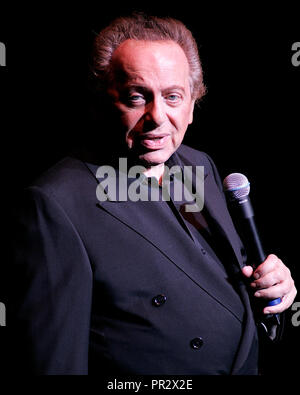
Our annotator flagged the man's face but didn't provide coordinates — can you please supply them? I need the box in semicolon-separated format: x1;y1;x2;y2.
108;39;195;167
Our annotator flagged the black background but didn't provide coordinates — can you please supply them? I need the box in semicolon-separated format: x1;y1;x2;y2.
0;1;299;377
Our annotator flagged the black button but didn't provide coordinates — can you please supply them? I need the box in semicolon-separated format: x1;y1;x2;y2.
152;294;167;307
201;248;206;255
190;337;203;349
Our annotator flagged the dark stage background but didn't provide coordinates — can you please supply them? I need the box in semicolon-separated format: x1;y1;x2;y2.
0;1;299;377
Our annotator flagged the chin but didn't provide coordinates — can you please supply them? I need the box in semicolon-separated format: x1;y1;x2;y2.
138;149;172;167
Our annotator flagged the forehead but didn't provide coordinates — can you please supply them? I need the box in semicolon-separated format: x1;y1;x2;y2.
110;39;190;87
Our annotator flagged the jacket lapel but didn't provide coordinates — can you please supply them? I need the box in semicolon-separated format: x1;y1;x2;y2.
203;171;246;270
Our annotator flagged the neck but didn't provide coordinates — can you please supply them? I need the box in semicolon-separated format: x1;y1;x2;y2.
143;163;165;185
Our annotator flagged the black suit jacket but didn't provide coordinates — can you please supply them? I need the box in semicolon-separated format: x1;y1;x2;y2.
10;144;269;375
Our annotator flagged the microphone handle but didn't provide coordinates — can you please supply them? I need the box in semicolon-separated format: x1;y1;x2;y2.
244;216;281;308
245;216;266;264
232;197;281;308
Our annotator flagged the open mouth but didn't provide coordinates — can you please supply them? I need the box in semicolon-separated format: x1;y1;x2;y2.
139;135;170;149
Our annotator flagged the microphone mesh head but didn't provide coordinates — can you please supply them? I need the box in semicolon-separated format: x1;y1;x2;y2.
223;173;250;199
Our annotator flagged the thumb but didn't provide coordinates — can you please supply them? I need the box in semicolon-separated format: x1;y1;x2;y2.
241;265;254;278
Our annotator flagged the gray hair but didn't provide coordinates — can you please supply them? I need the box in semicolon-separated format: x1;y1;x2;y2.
90;13;206;101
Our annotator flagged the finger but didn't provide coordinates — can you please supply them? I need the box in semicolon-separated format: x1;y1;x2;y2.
253;254;280;279
250;270;284;290
263;287;298;314
251;257;289;289
241;265;254;278
252;281;289;299
252;268;295;298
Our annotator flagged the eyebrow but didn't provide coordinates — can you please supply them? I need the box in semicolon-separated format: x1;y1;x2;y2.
162;85;186;93
124;83;186;93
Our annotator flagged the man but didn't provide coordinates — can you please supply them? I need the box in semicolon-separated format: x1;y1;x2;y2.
10;14;296;375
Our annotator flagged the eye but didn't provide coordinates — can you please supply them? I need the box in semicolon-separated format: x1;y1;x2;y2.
165;93;182;105
128;94;145;106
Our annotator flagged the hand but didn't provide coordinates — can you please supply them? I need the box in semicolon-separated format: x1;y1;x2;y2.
241;254;297;314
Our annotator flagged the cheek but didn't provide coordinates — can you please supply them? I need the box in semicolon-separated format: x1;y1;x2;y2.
114;104;143;146
170;108;193;137
119;107;143;133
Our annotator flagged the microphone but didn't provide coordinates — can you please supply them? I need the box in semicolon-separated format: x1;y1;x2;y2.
223;173;281;308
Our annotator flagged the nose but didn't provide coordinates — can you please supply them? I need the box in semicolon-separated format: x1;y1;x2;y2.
144;97;167;128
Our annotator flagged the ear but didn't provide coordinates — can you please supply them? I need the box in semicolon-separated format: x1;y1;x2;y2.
188;99;196;124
